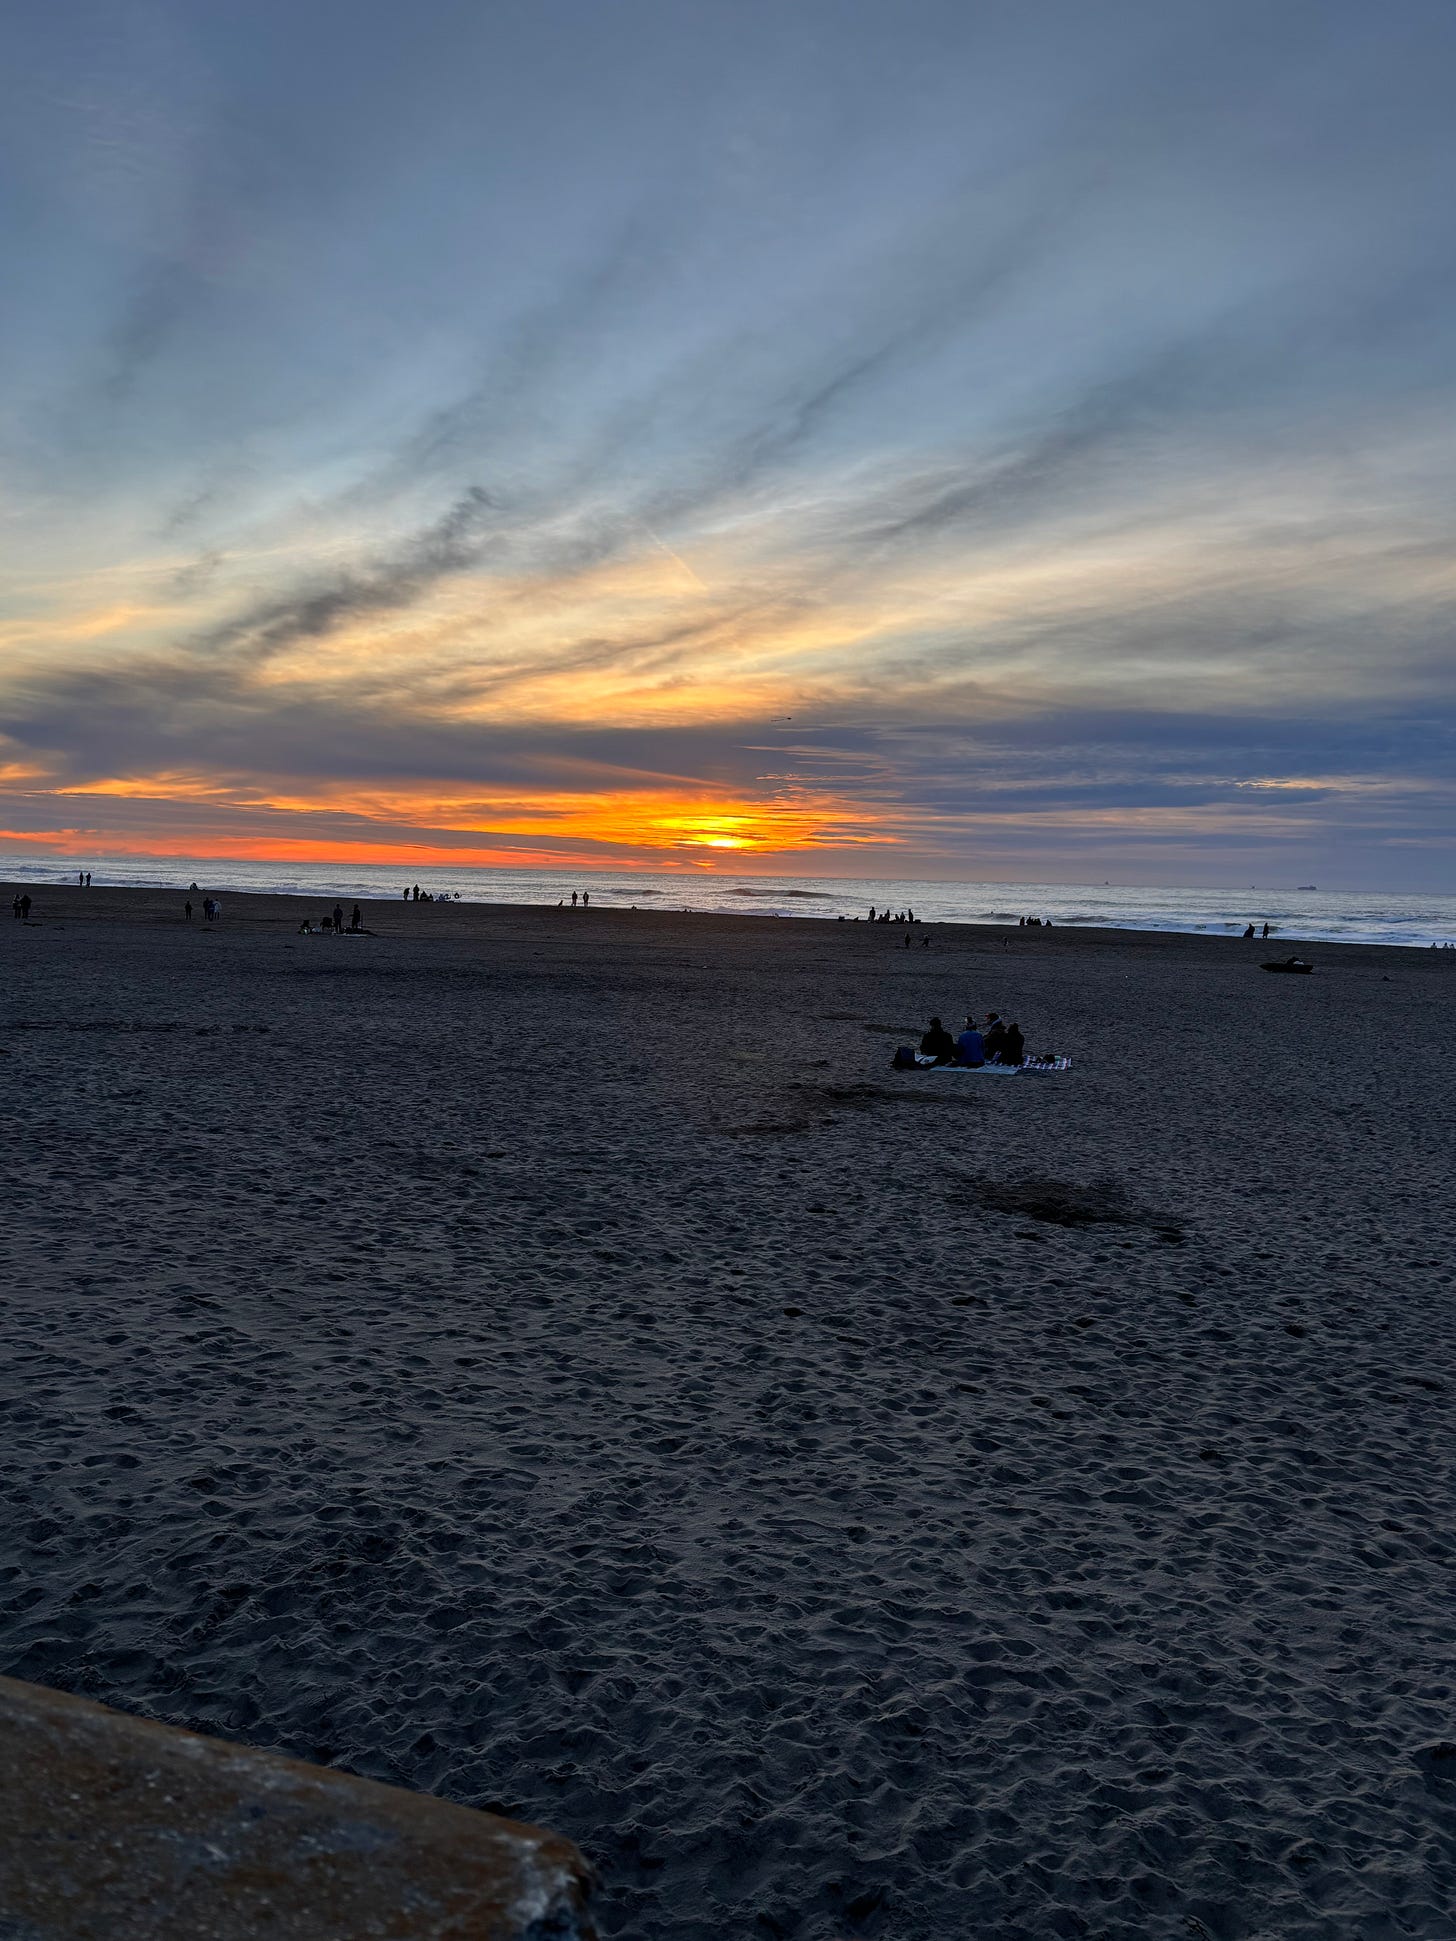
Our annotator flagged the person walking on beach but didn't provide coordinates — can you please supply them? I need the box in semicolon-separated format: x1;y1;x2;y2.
1261;921;1270;939
11;894;20;919
333;904;344;935
351;904;362;932
19;894;31;919
184;900;193;922
582;890;589;908
571;890;578;907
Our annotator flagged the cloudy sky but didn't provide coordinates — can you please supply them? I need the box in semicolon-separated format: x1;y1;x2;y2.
2;0;1453;885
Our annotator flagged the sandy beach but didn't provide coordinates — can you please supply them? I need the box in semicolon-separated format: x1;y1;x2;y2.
2;883;1453;1939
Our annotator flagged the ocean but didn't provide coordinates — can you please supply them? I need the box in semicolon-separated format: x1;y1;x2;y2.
4;855;1453;948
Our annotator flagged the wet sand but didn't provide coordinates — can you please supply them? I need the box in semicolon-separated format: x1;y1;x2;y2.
2;883;1454;1938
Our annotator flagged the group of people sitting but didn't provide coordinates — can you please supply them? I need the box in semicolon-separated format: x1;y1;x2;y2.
908;1012;1026;1067
298;903;365;935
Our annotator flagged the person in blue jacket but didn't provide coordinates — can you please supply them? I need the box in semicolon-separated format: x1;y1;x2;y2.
955;1017;985;1066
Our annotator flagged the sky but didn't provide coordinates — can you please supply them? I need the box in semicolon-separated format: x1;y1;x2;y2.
2;0;1454;888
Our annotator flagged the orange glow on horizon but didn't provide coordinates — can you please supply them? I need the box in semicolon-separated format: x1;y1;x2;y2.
37;777;890;859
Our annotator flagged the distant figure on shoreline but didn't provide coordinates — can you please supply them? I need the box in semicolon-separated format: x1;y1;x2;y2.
1262;921;1270;939
1244;923;1256;938
184;901;193;922
11;894;21;920
571;890;578;907
351;904;362;932
333;904;344;934
582;890;590;908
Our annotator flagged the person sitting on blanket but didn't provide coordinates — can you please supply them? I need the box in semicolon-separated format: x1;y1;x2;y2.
919;1016;956;1064
999;1021;1025;1066
983;1013;1007;1060
955;1018;985;1066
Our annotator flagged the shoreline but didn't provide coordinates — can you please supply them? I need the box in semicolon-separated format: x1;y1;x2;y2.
5;878;1452;959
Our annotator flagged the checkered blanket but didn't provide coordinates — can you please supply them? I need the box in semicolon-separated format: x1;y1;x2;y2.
921;1055;1073;1073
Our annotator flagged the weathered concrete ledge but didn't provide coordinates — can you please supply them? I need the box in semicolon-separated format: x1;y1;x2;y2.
0;1677;595;1939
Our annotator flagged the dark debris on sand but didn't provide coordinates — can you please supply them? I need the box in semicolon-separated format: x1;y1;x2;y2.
965;1173;1184;1240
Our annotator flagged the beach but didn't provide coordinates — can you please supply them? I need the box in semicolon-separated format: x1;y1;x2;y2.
2;884;1453;1938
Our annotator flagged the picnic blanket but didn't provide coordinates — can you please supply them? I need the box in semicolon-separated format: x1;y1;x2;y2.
919;1055;1073;1073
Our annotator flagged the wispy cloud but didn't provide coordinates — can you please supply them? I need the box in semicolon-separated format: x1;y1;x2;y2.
2;0;1454;885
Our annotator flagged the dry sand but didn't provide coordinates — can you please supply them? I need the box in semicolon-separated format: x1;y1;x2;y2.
2;883;1453;1939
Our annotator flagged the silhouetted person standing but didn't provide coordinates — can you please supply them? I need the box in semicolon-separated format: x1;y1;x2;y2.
19;894;31;919
571;891;578;907
333;904;344;935
184;901;193;922
351;904;362;932
582;890;590;907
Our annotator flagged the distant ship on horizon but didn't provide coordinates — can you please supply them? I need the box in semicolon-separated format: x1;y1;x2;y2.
1297;884;1318;890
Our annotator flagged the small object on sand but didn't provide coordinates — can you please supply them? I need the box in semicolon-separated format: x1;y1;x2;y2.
1261;957;1314;974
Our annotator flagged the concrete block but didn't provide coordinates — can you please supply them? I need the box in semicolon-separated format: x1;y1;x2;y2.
0;1676;595;1939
